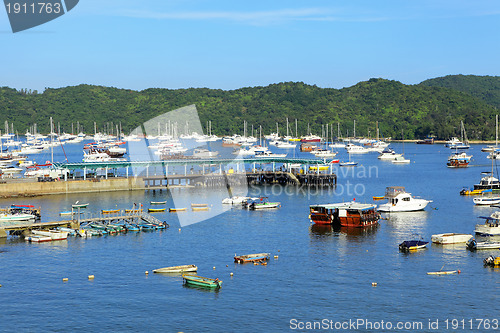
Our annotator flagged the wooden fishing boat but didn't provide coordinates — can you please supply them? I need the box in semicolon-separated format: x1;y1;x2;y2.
150;201;167;205
182;275;222;288
169;208;187;212
148;208;166;213
309;202;380;227
125;208;143;213
399;240;429;252
192;206;209;211
372;196;385;200
153;265;198;273
427;270;459;275
102;209;120;214
234;253;270;263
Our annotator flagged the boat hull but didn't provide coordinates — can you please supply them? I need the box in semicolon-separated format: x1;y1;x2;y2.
182;275;222;288
234;253;270;263
153;265;198;273
431;233;473;244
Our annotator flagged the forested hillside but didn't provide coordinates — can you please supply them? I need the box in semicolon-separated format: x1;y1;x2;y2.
0;77;498;140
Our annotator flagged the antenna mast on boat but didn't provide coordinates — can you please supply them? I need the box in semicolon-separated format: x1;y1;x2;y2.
295;119;298;138
353;120;356;139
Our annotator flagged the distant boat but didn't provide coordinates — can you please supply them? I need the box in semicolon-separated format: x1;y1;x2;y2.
182;275;222;288
148;208;166;213
222;196;250;205
169;208;187;212
427;270;459;275
150;201;166;205
372;196;385;200
416;138;434;144
192;207;209;211
339;161;358;167
391;156;410;164
72;203;89;209
447;151;472;168
191;203;208;207
234;253;270;263
101;209;120;214
153;265;198;273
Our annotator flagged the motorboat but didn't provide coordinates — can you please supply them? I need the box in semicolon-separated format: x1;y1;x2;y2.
192;148;218;159
467;238;500;251
474;211;500;236
345;143;370;154
247;197;280;210
399;239;429;252
377;186;432;212
473;195;500;205
431;233;473;244
222;196;251;205
484;255;500;266
378;148;402;160
311;149;337;158
31;229;69;241
391;156;410;164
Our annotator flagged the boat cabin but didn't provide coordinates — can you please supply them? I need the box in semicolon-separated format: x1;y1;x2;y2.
474;173;500;190
309;202;379;227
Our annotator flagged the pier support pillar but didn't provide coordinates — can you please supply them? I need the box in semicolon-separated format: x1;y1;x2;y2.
84;167;87;180
105;167;108;179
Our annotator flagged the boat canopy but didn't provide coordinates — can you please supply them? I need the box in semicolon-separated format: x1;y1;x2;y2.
310;202;376;211
384;186;406;198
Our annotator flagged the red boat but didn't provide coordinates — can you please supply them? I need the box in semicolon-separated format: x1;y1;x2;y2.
309;202;380;227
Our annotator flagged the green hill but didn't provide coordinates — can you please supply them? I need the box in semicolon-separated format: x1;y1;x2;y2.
0;78;498;140
420;74;500;109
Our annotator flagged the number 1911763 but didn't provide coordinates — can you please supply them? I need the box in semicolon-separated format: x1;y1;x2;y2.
5;2;62;14
444;319;499;330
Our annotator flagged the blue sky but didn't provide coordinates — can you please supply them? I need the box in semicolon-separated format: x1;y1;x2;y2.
1;0;500;92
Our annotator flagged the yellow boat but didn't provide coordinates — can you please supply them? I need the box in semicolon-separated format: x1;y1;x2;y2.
192;207;209;211
191;203;209;207
372;196;385;200
460;189;486;196
169;208;187;212
148;208;166;213
102;209;120;214
309;165;330;171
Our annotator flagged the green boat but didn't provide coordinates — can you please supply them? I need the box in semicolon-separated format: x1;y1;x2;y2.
72;202;89;209
182;275;222;288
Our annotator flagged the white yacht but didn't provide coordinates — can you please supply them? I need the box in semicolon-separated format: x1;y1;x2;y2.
378;148;402;160
345;143;370;154
377;186;432;212
475;212;500;236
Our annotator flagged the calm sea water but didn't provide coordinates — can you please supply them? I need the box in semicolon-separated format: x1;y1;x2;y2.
1;141;499;332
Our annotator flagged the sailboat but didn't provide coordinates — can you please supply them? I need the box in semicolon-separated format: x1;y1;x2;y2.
446;121;470;149
330;122;346;148
392;130;410;164
339;146;358;167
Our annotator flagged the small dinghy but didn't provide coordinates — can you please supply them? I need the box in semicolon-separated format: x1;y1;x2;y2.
182;275;222;288
150;201;167;205
169;208;187;212
148;208;166;213
399;240;428;252
153;265;198;273
427;270;460;275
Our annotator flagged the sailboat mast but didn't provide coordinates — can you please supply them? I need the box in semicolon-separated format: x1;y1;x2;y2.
496;114;498;147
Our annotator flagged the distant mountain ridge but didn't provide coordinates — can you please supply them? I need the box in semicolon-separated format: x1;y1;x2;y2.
0;75;499;140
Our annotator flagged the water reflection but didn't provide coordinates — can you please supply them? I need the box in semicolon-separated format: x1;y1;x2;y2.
309;223;379;238
182;283;221;296
383;211;429;236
